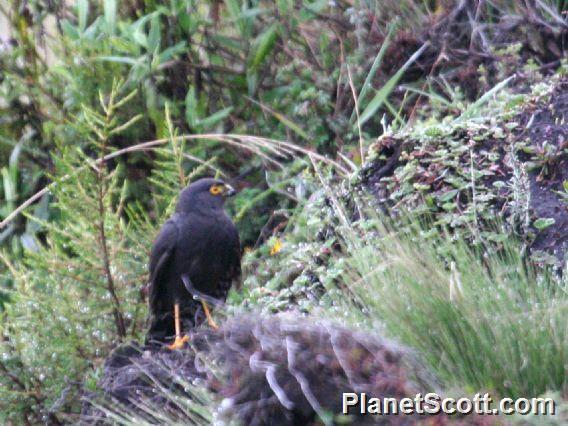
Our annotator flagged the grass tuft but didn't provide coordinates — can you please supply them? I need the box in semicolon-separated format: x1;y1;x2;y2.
335;215;567;399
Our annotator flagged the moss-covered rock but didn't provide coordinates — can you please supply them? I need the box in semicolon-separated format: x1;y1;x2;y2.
361;76;568;267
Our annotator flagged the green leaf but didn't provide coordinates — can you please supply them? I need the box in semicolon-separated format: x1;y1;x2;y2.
1;167;16;203
104;0;117;34
211;34;242;51
534;218;555;230
185;87;199;128
224;0;249;37
158;42;187;63
304;0;328;14
485;233;509;243
358;43;428;127
26;193;50;234
61;20;80;40
276;0;293;15
240;8;264;19
438;189;459;203
248;98;309;140
95;56;139;65
147;15;161;53
108;36;137;54
84;16;103;40
77;0;89;32
413;183;431;191
397;85;453;108
198;107;234;130
178;11;196;34
224;0;240;19
246;72;258;97
131;14;154;48
357;24;395;110
441;202;457;211
249;24;279;71
50;65;74;82
9;140;23;183
563;180;568;192
458;76;514;121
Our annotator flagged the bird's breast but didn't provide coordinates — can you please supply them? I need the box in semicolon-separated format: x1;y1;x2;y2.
173;213;235;284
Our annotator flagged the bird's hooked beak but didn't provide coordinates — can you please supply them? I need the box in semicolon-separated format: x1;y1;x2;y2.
224;184;237;197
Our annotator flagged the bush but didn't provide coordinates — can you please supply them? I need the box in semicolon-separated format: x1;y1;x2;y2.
1;0;567;422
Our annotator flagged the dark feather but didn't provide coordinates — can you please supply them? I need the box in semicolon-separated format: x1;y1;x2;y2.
148;218;178;311
146;178;241;344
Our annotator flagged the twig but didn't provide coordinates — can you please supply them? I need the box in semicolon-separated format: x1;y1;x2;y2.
96;181;127;339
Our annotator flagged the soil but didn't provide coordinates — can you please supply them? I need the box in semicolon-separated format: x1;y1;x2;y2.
518;80;568;262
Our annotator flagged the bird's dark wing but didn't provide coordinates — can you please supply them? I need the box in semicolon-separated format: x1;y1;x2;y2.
220;225;241;296
227;226;242;290
148;218;178;312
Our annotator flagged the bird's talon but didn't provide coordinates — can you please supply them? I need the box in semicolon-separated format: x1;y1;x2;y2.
167;335;189;350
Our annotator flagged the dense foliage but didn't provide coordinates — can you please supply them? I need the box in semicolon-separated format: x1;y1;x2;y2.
0;0;567;423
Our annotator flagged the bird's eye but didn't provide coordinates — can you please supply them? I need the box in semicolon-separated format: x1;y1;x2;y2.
209;185;223;195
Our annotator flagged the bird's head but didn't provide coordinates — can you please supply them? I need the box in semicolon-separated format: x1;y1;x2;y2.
176;178;237;213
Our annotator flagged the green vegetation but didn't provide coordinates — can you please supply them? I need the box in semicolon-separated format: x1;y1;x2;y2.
338;216;567;399
0;0;567;423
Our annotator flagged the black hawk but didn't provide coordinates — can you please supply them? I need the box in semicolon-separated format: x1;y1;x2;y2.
146;178;241;349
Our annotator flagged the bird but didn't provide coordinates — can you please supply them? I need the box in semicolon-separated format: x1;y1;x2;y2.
145;178;241;349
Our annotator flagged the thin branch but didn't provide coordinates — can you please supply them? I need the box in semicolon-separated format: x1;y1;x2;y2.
96;177;127;339
1;133;349;229
94;89;127;339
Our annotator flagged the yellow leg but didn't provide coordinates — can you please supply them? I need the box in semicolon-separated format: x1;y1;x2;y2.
201;301;219;330
168;303;189;350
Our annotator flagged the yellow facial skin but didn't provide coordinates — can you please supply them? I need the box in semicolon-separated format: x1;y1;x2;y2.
209;184;224;196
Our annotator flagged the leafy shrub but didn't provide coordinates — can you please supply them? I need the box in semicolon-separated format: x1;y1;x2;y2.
1;0;567;422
